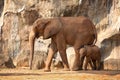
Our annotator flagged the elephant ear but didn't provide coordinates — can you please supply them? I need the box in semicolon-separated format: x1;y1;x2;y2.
43;18;62;39
35;19;50;30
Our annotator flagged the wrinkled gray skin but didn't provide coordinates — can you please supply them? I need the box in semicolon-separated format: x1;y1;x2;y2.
29;16;97;71
79;45;101;70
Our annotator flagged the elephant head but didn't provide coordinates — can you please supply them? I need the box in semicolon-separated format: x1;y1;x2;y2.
29;18;62;69
79;47;87;58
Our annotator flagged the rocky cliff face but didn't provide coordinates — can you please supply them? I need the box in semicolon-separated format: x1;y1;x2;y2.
0;0;120;70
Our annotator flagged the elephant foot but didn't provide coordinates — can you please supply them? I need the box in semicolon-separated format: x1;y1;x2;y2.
63;68;70;71
44;69;51;72
29;67;32;70
71;67;82;71
92;67;96;70
84;69;88;71
96;68;100;70
44;67;51;72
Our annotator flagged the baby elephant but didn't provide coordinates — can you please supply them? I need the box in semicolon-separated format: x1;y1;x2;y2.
79;45;101;70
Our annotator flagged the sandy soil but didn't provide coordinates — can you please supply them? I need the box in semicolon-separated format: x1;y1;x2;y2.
0;68;120;80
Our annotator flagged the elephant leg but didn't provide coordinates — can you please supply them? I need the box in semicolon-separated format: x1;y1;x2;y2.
84;58;88;70
44;41;58;72
96;59;101;70
79;56;85;70
84;57;90;70
59;49;70;71
89;59;94;70
72;46;83;71
56;38;69;71
92;60;96;70
81;56;85;69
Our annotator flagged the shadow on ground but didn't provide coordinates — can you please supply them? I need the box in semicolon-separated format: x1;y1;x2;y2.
0;70;119;76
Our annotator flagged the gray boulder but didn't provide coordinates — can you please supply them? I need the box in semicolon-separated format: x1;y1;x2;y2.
15;50;47;69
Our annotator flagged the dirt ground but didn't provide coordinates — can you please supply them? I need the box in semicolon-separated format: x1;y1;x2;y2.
0;68;120;80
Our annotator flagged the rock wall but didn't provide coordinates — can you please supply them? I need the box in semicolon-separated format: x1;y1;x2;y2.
0;0;120;70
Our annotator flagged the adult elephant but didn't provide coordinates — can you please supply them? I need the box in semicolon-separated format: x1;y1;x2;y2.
29;16;97;71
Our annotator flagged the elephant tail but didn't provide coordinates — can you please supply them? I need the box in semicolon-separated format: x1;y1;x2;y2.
87;18;97;46
93;33;97;45
91;24;97;46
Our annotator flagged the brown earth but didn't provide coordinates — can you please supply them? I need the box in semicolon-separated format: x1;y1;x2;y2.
0;68;120;80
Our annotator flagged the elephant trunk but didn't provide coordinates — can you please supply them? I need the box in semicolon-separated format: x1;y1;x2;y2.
29;30;35;70
79;47;87;69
